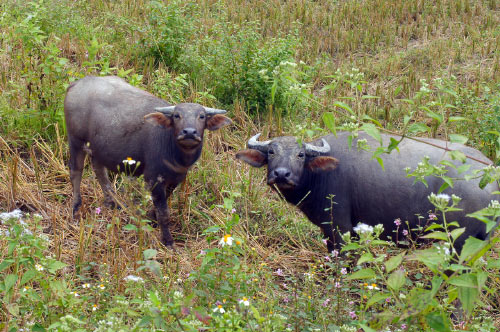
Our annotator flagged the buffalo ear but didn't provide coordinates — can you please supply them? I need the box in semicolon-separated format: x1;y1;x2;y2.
206;114;232;131
144;112;172;128
307;156;338;172
236;149;267;168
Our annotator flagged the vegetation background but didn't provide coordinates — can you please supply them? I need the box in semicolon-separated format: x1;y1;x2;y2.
0;0;499;331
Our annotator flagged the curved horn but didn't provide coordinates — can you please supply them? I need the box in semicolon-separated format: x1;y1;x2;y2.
155;106;175;114
204;107;227;115
304;139;331;156
247;133;271;152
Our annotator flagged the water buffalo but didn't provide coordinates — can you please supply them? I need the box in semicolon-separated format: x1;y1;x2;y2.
64;76;231;247
236;132;499;253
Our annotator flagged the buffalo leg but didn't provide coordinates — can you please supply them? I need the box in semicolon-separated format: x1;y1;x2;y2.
68;137;86;218
320;223;339;253
91;159;116;208
151;183;174;247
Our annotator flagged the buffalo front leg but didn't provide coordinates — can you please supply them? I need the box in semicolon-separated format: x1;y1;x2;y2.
68;138;86;219
151;183;174;247
320;223;339;253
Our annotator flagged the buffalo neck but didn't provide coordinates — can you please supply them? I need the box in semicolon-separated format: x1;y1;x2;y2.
152;127;203;174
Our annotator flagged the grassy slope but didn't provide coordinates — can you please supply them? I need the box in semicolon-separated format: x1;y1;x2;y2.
0;0;499;330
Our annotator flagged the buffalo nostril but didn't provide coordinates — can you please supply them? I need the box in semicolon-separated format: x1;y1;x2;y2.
182;128;197;136
274;167;290;178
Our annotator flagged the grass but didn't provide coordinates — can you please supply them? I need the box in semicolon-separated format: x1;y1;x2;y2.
0;0;500;330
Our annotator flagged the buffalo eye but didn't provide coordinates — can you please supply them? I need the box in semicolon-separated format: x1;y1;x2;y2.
199;114;205;119
268;149;275;155
174;113;180;119
298;151;305;158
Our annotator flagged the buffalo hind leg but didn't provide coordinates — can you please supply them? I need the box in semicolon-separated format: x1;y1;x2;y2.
91;159;116;208
69;137;86;219
151;183;175;248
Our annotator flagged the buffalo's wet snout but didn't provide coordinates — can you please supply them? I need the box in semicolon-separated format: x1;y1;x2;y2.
268;167;296;188
180;127;201;139
274;167;291;180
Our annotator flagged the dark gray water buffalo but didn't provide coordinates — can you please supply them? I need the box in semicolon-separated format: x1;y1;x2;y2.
64;76;231;247
236;132;499;253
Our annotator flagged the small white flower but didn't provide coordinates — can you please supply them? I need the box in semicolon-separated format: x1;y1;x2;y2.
353;223;374;235
0;209;23;222
82;283;90;288
173;291;183;300
124;275;144;283
122;157;136;165
219;234;233;247
71;291;79;297
98;284;105;290
92;304;98;311
213;305;225;313
35;264;44;271
239;297;250;306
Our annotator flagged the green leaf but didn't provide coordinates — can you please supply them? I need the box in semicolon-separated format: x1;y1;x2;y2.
123;224;138;231
425;312;451;332
345;268;376;280
143;249;158;260
450;227;465;241
20;270;37;286
448;116;467;122
357;252;374;265
0;259;14;273
322;112;337;136
408;123;430;134
448;150;466;163
384;253;404;273
387;138;401;153
449;134;468;145
4;274;18;293
487;258;500;269
448;274;477;288
478;173;492;189
47;261;67;274
366;292;390;307
456;164;471;174
358;324;376;332
361;123;382;144
458;285;479;314
437;181;449;194
333;101;354;115
421;231;449;241
459;237;486;264
341;243;361;252
387;269;405;291
422;107;443;124
375;156;385;170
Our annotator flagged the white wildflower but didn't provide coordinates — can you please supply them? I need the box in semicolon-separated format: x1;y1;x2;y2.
122;157;136;165
219;234;233;247
0;209;23;222
213;305;225;314
239;297;250;306
353;223;374;235
124;275;144;283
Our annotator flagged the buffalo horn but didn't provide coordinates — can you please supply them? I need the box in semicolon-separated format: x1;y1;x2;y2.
247;133;271;152
204;107;227;115
155;106;175;114
304;139;331;156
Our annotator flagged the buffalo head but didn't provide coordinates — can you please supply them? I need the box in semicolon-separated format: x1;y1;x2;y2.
236;134;339;190
144;103;231;151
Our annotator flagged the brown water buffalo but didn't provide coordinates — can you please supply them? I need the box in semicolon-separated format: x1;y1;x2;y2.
64;76;231;247
236;132;499;253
